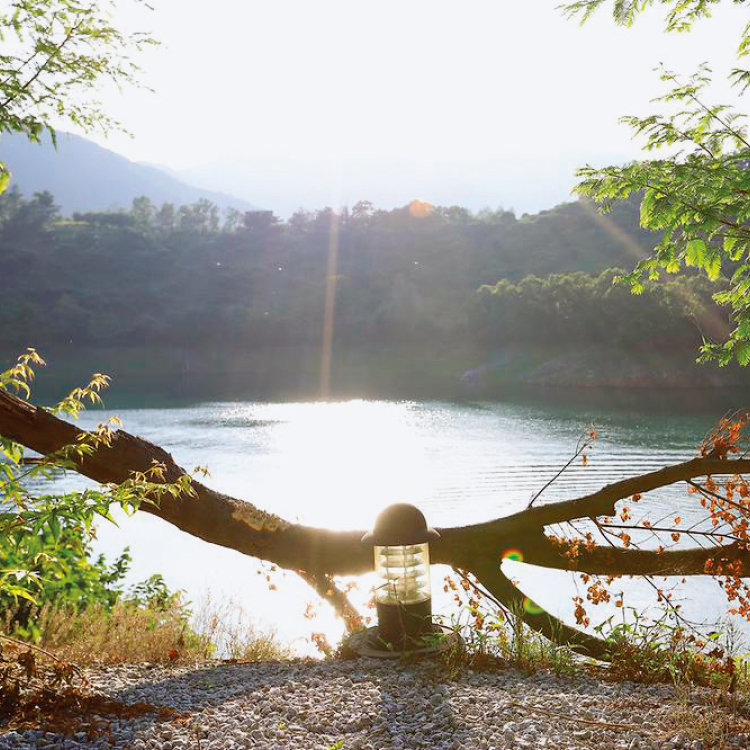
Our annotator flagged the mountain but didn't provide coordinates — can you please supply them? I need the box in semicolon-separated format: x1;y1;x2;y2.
1;130;633;220
0;132;258;214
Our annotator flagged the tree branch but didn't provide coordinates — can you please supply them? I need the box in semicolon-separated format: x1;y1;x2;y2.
471;456;750;535
296;570;363;632
468;558;611;660
520;534;750;577
0;388;371;576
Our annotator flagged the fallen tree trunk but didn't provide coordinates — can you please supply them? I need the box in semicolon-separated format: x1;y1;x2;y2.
2;387;749;658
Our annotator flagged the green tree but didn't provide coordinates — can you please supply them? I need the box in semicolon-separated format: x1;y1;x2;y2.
177;198;220;233
155;201;176;233
130;195;155;228
0;351;198;608
0;0;156;192
563;0;750;365
4;190;59;239
0;517;132;638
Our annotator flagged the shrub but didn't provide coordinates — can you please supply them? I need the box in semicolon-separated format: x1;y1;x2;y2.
0;517;132;640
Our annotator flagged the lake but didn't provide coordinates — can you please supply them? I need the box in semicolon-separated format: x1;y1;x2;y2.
60;393;748;655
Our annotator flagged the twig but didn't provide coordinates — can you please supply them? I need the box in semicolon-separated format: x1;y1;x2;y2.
506;699;640;730
592;521;699;634
0;632;84;677
687;480;749;516
597;523;739;543
451;567;510;617
527;435;594;508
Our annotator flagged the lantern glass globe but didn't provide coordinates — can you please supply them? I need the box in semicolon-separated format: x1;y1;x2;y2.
373;542;431;605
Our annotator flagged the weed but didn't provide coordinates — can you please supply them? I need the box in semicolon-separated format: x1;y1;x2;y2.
594;608;739;689
428;596;576;679
191;592;290;662
1;592;290;666
661;688;750;749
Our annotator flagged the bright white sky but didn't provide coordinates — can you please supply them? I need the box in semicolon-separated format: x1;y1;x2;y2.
89;0;745;175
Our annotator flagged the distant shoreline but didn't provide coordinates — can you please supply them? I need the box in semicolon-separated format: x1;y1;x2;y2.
5;343;749;411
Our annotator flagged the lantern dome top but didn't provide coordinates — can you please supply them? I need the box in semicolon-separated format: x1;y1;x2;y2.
362;503;440;546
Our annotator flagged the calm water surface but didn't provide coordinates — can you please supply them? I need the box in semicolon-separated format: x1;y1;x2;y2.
64;397;745;654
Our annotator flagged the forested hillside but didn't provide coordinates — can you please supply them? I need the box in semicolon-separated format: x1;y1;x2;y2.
1;189;654;344
0;188;742;397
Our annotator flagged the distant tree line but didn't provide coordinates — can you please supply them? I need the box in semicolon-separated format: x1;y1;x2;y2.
473;270;723;350
0;188;727;353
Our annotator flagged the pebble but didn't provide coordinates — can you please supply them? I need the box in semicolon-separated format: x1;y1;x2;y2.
0;660;748;748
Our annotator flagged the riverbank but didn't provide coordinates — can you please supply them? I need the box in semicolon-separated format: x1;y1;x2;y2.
2;659;748;749
6;343;750;406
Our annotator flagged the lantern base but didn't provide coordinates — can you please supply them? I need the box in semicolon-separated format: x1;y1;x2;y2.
347;624;462;659
376;599;433;649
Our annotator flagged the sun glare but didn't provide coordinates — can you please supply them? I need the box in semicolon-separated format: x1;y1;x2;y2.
218;400;431;531
408;199;433;218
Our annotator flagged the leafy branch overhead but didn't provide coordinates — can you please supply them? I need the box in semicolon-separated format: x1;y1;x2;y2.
561;0;750;55
561;0;750;365
561;0;750;94
0;0;157;193
0;351;198;608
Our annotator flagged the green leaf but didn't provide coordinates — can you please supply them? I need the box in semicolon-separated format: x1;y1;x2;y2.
724;235;738;256
736;341;750;367
704;248;722;281
48;514;61;541
0;165;10;195
684;238;707;268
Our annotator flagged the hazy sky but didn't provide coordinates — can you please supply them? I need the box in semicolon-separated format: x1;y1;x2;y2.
87;0;746;173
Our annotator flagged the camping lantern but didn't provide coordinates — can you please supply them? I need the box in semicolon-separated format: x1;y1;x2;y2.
362;503;440;649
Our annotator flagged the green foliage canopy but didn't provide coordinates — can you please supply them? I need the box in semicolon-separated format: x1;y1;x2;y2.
563;0;750;364
473;267;721;349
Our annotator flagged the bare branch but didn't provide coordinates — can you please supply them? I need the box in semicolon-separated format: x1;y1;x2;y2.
0;388;371;576
490;456;750;532
527;434;593;508
469;559;611;659
296;570;363;632
3;386;750;645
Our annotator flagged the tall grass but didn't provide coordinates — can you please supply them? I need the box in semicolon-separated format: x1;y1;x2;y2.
191;592;291;662
1;594;290;666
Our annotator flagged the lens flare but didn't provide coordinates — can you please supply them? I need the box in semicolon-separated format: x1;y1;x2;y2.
522;597;544;615
408;199;433;218
501;548;524;563
319;211;340;399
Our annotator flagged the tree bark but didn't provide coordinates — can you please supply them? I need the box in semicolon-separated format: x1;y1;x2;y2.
2;387;749;658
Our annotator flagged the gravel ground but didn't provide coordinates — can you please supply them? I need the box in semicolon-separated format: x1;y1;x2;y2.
1;659;748;749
